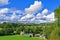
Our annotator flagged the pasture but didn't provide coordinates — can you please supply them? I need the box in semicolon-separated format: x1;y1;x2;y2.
0;35;41;40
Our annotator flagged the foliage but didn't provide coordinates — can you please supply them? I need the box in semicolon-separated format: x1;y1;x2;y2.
49;27;60;40
48;6;60;40
0;22;44;35
54;7;60;26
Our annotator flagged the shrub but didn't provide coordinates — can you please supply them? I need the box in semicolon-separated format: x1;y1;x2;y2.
49;27;60;40
0;28;14;36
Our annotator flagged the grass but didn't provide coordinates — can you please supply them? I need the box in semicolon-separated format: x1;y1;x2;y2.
0;35;41;40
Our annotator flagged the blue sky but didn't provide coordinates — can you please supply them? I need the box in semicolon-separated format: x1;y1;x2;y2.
0;0;60;11
0;0;60;23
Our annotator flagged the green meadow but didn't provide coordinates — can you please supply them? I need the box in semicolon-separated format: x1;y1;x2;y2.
0;35;41;40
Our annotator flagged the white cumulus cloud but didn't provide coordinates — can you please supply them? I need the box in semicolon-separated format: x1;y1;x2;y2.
45;12;55;22
25;1;42;14
0;8;9;15
0;0;9;6
41;9;48;16
10;12;20;22
20;14;34;21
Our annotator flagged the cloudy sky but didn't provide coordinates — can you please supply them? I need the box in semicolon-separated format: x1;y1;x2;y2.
0;0;60;24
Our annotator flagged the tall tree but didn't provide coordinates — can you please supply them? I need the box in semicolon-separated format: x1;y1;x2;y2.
54;7;60;27
49;7;60;40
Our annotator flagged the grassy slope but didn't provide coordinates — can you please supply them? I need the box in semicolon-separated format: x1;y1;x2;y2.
0;35;41;40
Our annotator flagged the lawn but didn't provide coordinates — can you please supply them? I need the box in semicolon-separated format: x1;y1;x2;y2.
0;35;41;40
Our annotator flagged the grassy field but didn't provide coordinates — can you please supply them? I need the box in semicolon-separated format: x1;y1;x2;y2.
0;35;41;40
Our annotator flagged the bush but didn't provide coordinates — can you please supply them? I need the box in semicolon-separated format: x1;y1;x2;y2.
5;28;14;35
16;27;22;34
0;29;5;36
49;27;60;40
0;28;14;36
